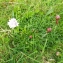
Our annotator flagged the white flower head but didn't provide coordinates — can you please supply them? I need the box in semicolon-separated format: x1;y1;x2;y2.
8;18;19;29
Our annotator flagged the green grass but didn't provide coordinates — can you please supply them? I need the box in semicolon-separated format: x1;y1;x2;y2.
0;0;63;63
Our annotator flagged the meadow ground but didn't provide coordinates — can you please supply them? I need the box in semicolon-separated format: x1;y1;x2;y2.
0;0;63;63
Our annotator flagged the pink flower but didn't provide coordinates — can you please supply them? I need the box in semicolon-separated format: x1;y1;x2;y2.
29;35;32;39
55;15;60;24
47;28;52;33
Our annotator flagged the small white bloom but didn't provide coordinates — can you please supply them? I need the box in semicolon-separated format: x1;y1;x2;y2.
56;51;60;56
8;18;19;29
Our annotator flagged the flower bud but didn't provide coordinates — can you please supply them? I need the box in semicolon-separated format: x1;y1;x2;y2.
55;15;60;24
29;35;32;39
47;28;52;33
56;15;60;20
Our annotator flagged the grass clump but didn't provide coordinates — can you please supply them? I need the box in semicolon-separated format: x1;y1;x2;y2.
0;0;63;63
